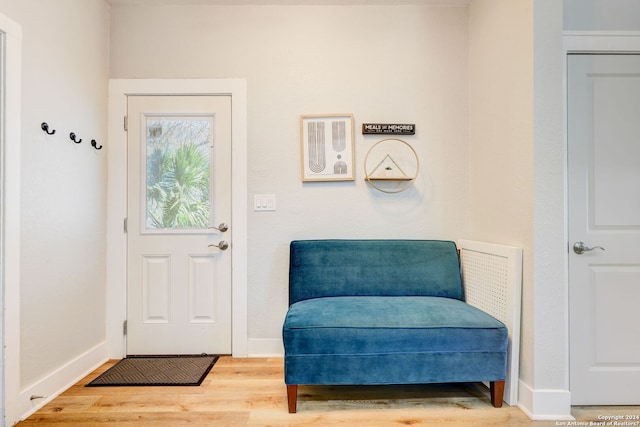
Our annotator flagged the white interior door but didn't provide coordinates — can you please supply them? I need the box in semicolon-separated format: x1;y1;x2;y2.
127;95;232;355
568;54;640;405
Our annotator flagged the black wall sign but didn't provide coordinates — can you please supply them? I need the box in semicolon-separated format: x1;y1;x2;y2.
362;123;416;135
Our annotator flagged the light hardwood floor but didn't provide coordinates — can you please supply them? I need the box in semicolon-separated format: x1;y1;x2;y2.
16;357;639;426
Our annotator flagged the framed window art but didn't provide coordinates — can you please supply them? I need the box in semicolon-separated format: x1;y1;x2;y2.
300;114;355;182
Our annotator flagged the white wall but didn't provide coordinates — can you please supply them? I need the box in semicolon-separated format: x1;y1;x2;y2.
531;0;568;418
564;0;640;31
0;0;109;422
110;4;470;350
468;0;534;383
469;0;569;419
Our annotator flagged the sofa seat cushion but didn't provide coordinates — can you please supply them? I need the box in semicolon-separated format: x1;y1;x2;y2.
283;296;507;356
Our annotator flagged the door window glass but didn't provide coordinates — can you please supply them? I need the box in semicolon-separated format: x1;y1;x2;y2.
144;116;213;231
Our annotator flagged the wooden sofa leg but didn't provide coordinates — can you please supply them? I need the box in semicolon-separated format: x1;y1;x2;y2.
287;385;298;413
490;381;505;408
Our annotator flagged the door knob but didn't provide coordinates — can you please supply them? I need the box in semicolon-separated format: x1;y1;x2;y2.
209;223;229;232
573;241;605;255
209;241;229;250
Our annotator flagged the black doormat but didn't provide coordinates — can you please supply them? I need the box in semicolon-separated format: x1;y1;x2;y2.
86;354;219;387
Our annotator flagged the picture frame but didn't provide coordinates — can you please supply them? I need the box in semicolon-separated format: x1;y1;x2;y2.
300;114;355;181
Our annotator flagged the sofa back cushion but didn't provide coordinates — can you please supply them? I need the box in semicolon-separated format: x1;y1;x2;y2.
289;240;462;304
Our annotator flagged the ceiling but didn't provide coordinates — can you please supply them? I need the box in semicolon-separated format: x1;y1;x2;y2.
106;0;470;5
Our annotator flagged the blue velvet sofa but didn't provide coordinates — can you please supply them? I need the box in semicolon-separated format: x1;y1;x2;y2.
282;239;508;413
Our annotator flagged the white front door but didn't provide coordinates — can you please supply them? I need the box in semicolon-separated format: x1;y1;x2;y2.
568;54;640;405
127;95;232;355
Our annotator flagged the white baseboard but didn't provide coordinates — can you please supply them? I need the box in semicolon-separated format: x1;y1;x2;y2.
247;338;284;357
18;342;109;422
517;379;573;420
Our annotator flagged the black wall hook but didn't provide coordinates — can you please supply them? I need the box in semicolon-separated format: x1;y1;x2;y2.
41;122;56;135
69;132;82;144
91;139;103;150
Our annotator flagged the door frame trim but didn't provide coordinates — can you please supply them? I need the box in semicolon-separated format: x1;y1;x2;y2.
0;12;22;425
565;31;640;54
107;79;248;357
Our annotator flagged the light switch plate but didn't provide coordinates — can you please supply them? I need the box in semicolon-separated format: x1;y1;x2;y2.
254;194;276;211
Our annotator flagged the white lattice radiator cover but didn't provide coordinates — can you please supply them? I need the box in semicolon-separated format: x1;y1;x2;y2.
458;240;523;407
